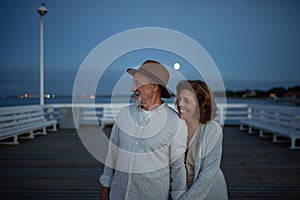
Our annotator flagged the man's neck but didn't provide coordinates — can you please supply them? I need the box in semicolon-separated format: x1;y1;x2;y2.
142;94;163;111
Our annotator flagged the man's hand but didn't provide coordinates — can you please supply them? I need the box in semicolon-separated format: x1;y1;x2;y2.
101;187;110;200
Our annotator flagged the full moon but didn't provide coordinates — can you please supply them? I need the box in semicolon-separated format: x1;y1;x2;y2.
173;62;180;70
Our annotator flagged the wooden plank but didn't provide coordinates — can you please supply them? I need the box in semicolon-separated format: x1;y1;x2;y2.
0;128;103;199
222;126;300;199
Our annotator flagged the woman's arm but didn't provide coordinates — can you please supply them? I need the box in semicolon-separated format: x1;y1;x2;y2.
180;123;223;200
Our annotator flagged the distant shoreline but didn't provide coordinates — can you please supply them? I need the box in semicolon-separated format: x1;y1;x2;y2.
0;96;299;108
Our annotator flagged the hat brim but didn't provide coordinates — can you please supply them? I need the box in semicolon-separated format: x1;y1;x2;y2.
127;68;137;76
127;68;171;98
159;85;171;98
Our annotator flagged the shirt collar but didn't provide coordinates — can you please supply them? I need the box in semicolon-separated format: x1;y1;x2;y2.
136;101;167;113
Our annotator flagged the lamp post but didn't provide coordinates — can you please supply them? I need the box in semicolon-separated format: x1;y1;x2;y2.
37;3;47;105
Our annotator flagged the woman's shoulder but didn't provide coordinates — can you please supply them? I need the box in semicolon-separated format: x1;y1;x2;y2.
201;120;223;139
205;120;222;131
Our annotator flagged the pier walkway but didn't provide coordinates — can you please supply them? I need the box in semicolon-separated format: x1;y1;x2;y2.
0;126;300;199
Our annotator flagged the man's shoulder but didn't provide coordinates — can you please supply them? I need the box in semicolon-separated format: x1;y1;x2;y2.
163;104;186;128
116;104;134;116
164;104;180;118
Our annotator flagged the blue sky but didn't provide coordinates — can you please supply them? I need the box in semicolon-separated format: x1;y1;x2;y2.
0;0;299;95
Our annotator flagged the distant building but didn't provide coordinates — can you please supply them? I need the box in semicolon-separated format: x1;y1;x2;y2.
269;93;278;100
242;91;256;98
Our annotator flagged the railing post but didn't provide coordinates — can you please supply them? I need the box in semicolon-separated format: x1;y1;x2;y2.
218;104;225;125
247;106;252;119
43;106;54;120
49;107;54;120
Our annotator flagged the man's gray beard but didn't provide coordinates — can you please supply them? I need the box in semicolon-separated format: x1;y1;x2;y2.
135;95;143;109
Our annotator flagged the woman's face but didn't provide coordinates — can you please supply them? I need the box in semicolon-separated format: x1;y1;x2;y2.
176;89;199;122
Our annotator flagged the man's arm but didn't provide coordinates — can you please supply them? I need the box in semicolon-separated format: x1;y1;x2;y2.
99;124;120;199
101;187;110;200
169;120;188;200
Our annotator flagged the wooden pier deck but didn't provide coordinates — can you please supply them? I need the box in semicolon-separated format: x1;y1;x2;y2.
0;126;300;199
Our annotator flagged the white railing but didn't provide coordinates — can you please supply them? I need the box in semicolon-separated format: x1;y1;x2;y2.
41;103;250;127
7;103;299;127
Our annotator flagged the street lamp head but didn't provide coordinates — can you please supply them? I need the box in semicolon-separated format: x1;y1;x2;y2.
37;3;48;16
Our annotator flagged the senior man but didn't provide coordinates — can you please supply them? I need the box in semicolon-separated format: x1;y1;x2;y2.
100;60;187;200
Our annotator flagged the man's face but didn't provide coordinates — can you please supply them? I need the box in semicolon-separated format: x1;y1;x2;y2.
131;72;155;106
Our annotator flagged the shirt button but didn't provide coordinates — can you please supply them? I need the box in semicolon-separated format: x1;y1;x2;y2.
135;141;138;145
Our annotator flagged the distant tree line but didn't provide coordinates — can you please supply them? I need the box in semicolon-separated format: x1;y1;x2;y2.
225;85;300;98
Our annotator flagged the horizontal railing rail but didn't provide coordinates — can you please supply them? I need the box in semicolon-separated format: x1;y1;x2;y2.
6;103;296;127
4;103;298;127
41;103;250;127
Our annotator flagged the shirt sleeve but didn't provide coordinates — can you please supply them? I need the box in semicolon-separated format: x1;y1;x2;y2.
169;120;188;200
99;123;120;187
179;123;223;200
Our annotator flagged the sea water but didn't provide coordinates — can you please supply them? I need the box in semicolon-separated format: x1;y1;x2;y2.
0;96;298;107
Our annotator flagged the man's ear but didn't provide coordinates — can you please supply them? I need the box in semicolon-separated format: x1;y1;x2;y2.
152;83;159;93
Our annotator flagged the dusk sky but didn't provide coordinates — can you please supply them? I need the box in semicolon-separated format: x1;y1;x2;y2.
0;0;299;96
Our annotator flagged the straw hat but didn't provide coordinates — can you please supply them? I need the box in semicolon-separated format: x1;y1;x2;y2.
127;60;171;98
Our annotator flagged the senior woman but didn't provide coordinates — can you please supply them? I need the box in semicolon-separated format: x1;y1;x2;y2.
176;80;228;200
